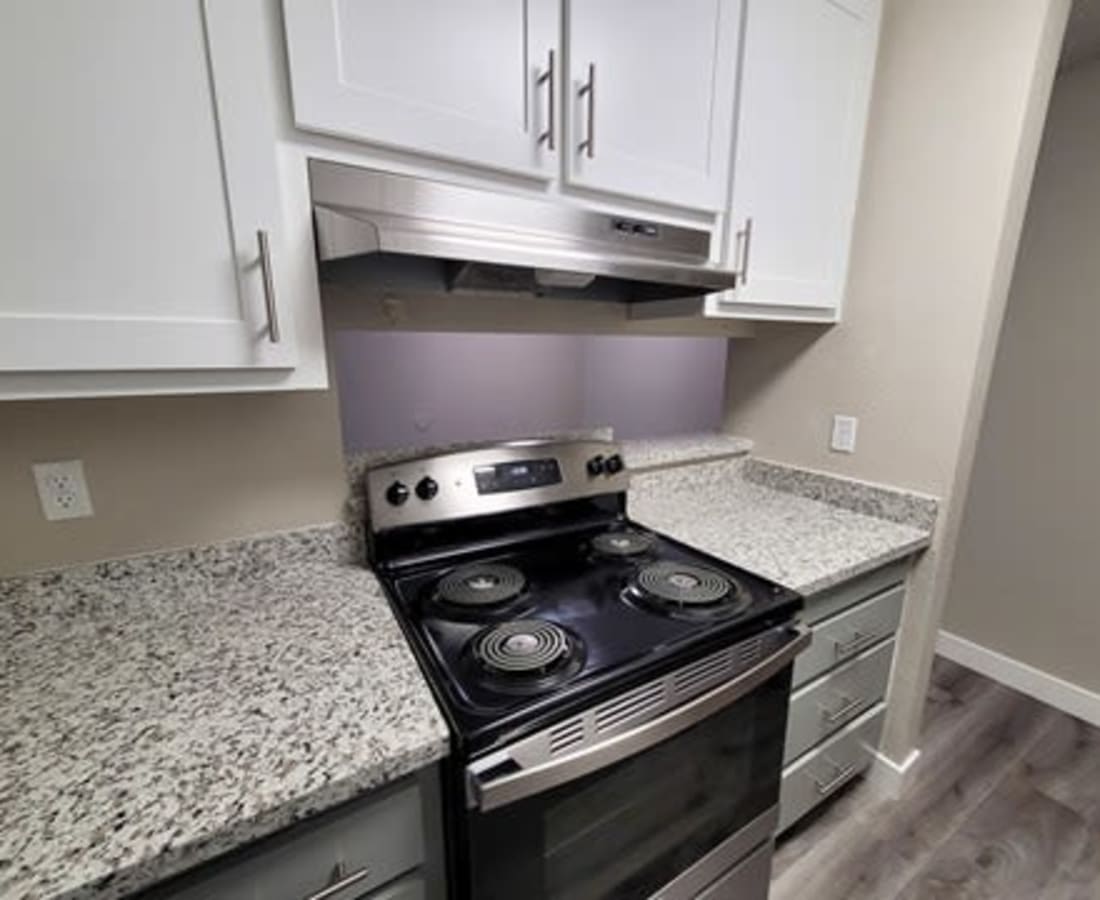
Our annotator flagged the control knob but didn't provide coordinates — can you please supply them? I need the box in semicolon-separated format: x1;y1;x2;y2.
586;455;605;477
604;454;625;475
385;481;410;506
415;476;439;501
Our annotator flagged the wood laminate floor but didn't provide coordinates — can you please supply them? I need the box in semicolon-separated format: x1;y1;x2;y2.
771;657;1100;900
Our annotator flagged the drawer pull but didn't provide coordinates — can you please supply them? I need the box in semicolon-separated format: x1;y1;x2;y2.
832;629;880;658
821;695;866;725
305;862;370;900
813;762;859;796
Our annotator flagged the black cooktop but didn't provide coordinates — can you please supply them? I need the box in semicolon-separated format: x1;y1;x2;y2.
381;516;801;754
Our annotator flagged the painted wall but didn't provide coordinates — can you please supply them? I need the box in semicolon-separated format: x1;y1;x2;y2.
0;328;728;576
580;335;729;440
0;391;348;576
722;0;1069;762
943;59;1100;693
333;331;728;450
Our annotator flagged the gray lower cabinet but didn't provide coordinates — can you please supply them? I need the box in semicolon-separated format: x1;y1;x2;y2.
778;705;886;834
779;560;910;833
784;638;894;765
792;583;904;689
145;769;443;900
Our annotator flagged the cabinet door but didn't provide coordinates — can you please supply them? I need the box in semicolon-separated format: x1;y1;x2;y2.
283;0;559;179
564;0;740;212
0;1;297;374
716;0;881;318
155;780;425;900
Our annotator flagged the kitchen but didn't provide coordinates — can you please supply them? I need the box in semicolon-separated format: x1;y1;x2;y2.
2;1;1098;898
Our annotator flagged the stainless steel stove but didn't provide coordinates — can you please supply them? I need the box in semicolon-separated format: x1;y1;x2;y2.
366;439;808;900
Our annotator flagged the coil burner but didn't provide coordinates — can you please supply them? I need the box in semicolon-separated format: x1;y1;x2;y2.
471;619;584;691
437;564;526;608
627;562;749;620
591;529;657;558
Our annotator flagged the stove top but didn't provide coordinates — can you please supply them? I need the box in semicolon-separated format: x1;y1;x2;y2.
365;439;801;754
382;519;800;752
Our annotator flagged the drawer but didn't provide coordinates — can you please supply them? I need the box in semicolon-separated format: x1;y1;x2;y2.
784;638;894;764
157;779;425;900
802;560;908;625
793;584;904;688
778;705;885;834
695;840;773;900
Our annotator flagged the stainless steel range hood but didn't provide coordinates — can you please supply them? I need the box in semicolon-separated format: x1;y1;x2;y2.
308;160;738;303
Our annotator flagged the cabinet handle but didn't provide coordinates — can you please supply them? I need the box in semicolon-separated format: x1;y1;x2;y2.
537;48;556;150
832;629;880;659
821;694;865;725
734;217;754;287
578;62;595;158
813;762;859;796
304;862;370;900
257;229;281;344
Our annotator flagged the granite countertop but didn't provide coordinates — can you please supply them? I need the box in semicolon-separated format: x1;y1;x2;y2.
629;455;937;595
0;526;449;900
620;433;753;473
2;432;938;900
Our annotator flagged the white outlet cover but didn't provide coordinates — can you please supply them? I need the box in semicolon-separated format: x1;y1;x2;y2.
33;460;94;520
831;415;859;454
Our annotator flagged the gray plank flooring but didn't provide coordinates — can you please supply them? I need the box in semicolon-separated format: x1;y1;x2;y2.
771;657;1100;900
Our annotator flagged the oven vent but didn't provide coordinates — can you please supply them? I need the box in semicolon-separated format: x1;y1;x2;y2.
673;647;735;696
547;717;586;755
484;626;789;779
594;681;667;733
736;636;765;667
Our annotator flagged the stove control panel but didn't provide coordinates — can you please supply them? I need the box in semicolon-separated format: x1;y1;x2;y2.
366;439;629;531
385;481;410;506
415;476;439;500
474;458;562;495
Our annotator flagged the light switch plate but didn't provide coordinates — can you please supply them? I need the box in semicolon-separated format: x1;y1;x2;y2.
831;415;858;453
33;460;94;520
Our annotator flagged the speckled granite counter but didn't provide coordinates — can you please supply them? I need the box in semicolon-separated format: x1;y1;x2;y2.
620;433;753;473
0;526;449;900
629;456;937;595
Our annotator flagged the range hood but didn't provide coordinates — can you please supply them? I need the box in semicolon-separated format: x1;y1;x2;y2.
308;160;738;303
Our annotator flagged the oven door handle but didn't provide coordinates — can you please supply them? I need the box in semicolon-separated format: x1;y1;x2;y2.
466;623;812;812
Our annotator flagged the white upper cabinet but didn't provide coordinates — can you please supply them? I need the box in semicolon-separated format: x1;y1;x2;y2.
714;0;882;319
282;0;739;213
0;1;325;397
563;0;741;212
283;0;561;179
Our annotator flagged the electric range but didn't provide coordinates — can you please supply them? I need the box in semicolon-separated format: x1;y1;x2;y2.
366;439;807;900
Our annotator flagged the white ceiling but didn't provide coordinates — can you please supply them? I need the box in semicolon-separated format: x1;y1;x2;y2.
1061;0;1100;70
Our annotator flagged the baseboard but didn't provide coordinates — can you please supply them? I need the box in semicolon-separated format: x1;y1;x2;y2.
937;630;1100;729
866;747;921;800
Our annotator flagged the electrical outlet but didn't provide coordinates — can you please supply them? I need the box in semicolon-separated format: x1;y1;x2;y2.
33;460;94;521
831;415;859;454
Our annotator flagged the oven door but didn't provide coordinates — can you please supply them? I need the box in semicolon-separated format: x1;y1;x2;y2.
459;624;809;900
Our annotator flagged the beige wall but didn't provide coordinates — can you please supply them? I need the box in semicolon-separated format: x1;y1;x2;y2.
0;389;348;576
944;59;1100;692
723;0;1069;761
